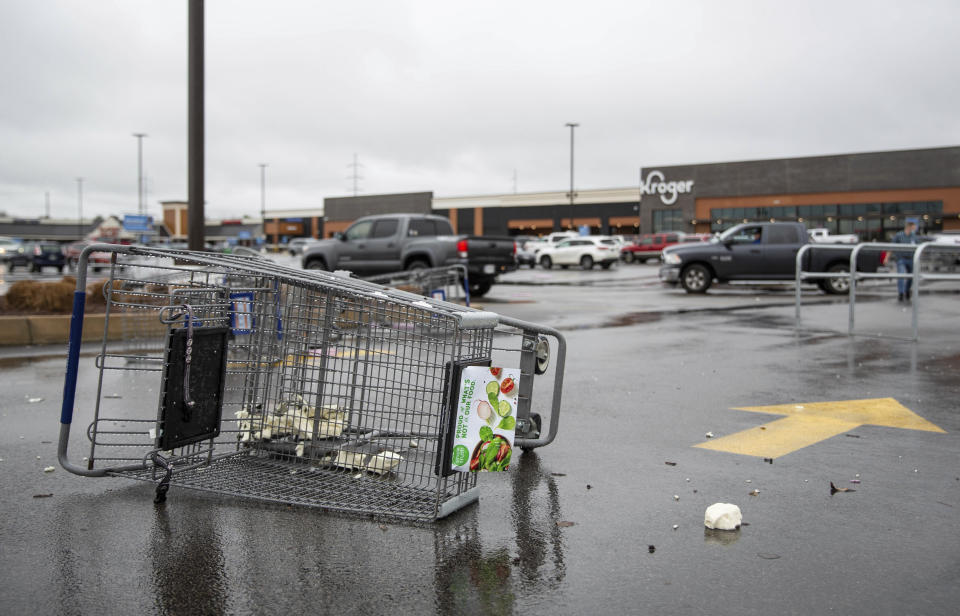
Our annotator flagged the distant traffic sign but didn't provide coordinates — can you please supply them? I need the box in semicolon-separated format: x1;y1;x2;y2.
123;214;153;232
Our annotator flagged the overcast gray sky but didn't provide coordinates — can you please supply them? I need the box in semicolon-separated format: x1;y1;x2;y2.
1;0;958;221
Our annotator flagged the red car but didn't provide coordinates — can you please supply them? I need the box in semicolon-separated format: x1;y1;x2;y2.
621;232;683;263
621;232;711;263
64;240;112;272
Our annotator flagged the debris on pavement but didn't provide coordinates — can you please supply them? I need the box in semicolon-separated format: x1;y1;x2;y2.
33;494;53;499
664;461;677;466
586;484;592;489
704;503;742;530
850;479;861;484
551;472;567;477
42;466;55;473
648;545;656;553
757;553;781;560
27;397;44;403
104;394;122;399
705;432;715;438
763;457;773;464
845;434;861;438
673;494;680;501
749;489;760;496
556;521;576;528
672;524;679;530
830;481;855;494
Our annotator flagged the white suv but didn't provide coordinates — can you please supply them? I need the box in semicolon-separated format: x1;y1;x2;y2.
537;237;619;270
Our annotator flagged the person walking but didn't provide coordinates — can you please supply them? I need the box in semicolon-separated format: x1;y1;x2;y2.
891;220;921;302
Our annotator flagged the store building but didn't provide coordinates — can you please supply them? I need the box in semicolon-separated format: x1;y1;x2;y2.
423;146;960;241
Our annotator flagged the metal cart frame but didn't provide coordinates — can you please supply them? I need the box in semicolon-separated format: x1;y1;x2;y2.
58;245;564;522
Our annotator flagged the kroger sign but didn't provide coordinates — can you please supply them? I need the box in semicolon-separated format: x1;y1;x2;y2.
640;170;694;205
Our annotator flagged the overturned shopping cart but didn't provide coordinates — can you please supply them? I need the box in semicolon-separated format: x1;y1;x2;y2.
58;245;563;522
364;264;471;306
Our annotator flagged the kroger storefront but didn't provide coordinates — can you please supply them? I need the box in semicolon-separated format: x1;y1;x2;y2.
634;146;960;240
328;146;960;240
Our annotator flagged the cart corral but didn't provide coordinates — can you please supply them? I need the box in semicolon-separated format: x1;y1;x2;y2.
58;245;565;522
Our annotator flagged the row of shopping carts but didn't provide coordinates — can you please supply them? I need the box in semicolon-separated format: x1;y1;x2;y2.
58;246;563;522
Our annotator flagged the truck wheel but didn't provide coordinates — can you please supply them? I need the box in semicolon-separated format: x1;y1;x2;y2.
821;263;851;295
580;255;594;270
304;258;328;271
469;280;492;297
405;259;429;271
539;255;552;269
622;252;635;264
680;264;712;293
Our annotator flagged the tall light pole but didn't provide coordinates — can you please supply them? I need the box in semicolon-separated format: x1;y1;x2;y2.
258;163;268;241
133;133;147;215
187;0;205;251
565;122;579;230
76;177;84;239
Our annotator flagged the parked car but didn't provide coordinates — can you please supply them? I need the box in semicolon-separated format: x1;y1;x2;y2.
658;222;883;294
537;236;619;270
527;231;580;255
64;240;111;272
621;232;686;263
301;213;517;297
807;228;858;244
24;241;67;273
0;236;29;271
287;237;319;256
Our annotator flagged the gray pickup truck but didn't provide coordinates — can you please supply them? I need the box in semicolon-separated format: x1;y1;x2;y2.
301;213;517;296
659;221;882;294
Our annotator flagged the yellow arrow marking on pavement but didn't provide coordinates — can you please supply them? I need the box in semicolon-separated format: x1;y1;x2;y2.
694;397;945;459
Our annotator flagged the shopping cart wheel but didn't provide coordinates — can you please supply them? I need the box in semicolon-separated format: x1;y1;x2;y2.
534;336;550;375
521;413;542;451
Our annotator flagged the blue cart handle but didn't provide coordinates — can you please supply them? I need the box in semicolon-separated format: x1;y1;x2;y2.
60;291;86;425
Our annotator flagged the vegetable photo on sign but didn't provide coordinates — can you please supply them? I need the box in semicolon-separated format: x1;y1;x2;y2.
449;365;519;473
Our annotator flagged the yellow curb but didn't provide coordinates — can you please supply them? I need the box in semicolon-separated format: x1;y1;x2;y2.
0;313;165;346
0;316;32;345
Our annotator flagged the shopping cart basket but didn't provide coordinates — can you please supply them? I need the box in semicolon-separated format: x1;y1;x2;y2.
364;264;471;306
58;245;564;522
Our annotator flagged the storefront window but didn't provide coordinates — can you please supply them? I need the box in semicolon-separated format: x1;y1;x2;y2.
653;209;686;232
708;200;943;237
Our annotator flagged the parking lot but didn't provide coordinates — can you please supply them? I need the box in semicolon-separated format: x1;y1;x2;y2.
2;259;959;615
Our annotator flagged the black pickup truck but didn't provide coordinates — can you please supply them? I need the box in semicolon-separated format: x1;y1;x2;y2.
301;213;516;297
659;222;882;294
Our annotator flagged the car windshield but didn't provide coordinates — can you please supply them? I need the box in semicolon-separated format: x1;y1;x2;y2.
717;226;760;243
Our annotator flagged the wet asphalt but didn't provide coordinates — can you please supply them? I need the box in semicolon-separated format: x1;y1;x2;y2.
1;262;959;615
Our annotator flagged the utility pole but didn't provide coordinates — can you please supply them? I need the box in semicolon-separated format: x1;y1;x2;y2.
565;122;579;230
133;133;147;215
638;167;643;234
76;178;84;239
348;153;363;196
187;0;205;251
259;163;268;241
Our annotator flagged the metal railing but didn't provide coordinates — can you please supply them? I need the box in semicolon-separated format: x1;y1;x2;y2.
795;242;960;340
